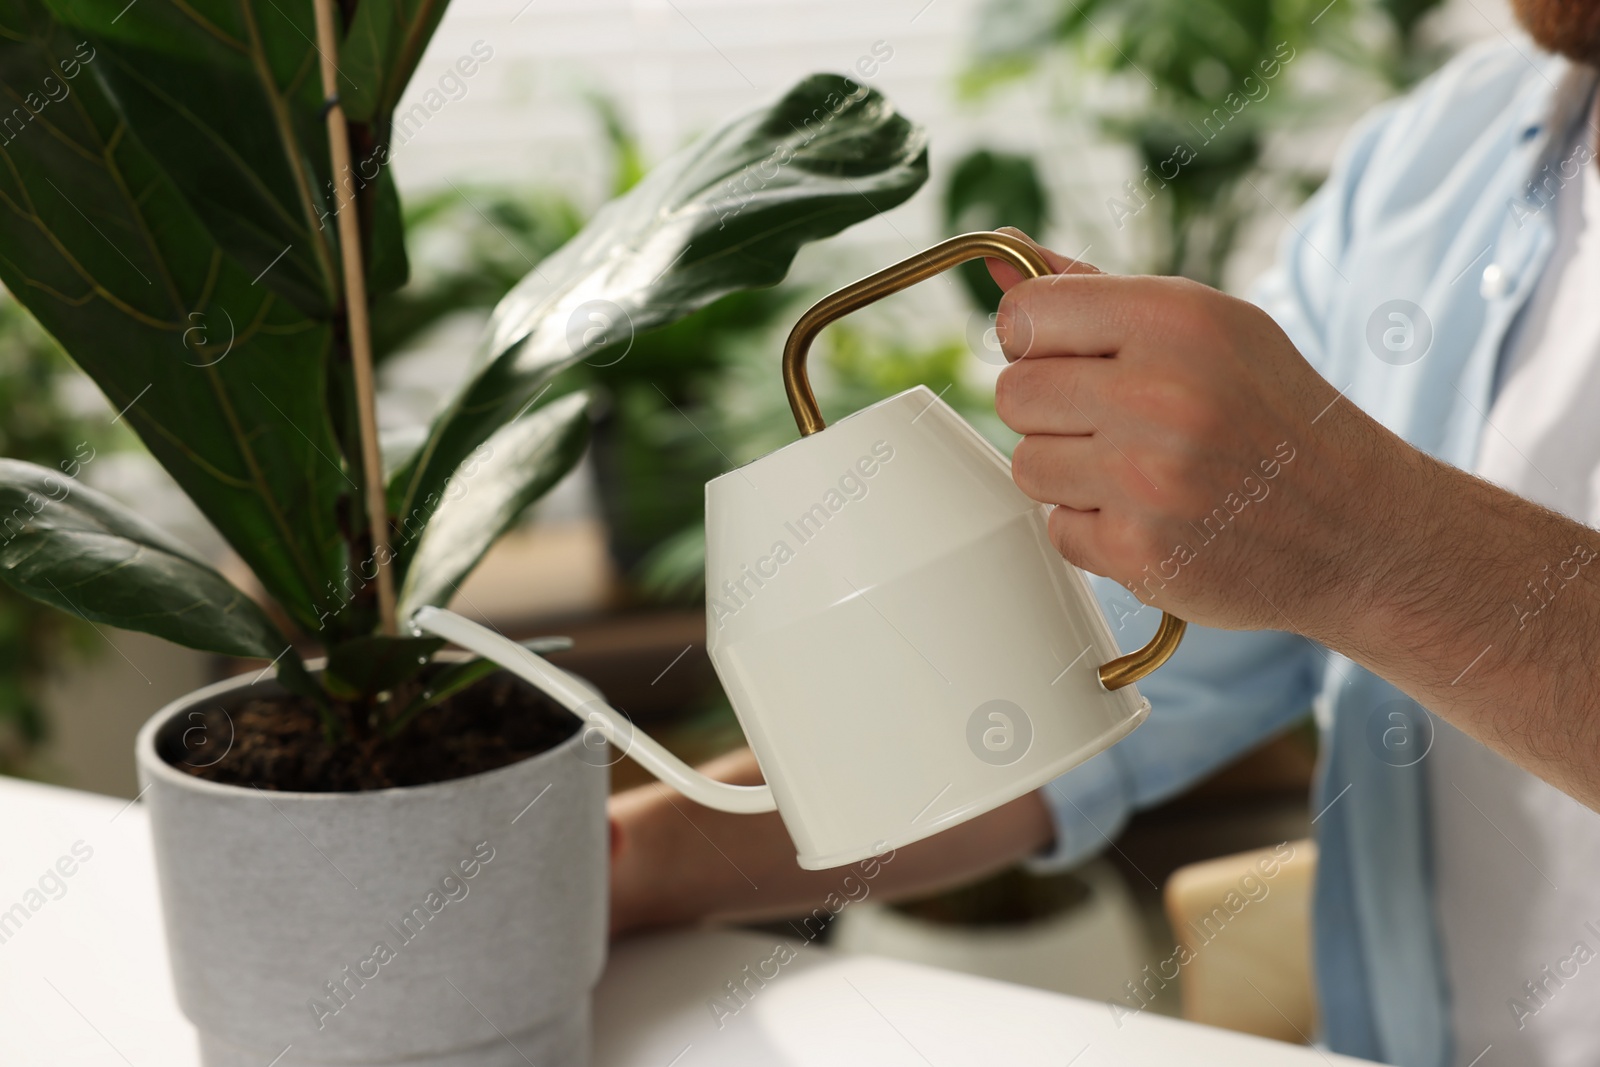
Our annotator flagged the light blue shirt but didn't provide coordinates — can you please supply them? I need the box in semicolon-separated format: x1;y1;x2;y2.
1032;39;1595;1067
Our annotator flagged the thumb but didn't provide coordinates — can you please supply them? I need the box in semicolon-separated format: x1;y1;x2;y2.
984;227;1101;290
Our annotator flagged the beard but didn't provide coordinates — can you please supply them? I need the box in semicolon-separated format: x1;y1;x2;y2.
1512;0;1600;64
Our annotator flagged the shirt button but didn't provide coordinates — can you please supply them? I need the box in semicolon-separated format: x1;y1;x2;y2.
1480;263;1508;299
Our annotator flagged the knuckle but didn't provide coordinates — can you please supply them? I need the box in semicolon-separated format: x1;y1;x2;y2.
1147;276;1214;337
1104;510;1163;569
1135;441;1212;518
1125;374;1220;443
998;281;1043;358
1117;450;1168;508
994;363;1027;423
1010;437;1049;499
1046;507;1084;561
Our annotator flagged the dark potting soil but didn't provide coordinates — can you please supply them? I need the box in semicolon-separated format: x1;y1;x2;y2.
171;673;577;792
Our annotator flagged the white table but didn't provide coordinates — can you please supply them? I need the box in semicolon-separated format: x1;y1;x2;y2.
0;776;1375;1066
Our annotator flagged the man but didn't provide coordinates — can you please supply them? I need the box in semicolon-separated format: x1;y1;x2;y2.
610;5;1600;1064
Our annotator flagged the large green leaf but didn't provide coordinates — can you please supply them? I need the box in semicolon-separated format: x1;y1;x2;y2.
397;391;590;618
0;460;287;658
43;0;342;318
390;72;929;521
0;0;345;633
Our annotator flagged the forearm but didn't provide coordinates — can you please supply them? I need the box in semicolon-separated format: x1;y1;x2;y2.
1317;443;1600;806
608;746;1055;937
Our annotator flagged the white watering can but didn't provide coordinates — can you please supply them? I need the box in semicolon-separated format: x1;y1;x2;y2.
414;231;1184;870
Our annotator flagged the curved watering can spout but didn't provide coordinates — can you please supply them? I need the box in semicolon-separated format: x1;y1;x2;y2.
410;607;777;815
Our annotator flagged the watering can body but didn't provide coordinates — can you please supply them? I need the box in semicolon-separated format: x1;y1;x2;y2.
704;384;1151;868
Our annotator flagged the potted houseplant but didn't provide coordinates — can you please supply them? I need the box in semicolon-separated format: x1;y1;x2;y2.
0;0;928;1062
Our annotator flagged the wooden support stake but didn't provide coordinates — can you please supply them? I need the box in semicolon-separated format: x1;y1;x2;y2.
310;0;397;635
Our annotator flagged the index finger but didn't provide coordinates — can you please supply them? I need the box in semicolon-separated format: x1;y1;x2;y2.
985;227;1101;291
998;272;1157;362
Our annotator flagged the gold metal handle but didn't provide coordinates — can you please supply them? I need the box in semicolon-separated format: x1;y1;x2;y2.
780;230;1185;690
783;231;1050;436
1098;611;1185;690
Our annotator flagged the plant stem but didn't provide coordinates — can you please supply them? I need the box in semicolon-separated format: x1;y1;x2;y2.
311;0;398;636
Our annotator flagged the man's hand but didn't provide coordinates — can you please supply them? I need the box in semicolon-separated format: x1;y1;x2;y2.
987;231;1600;810
988;233;1426;642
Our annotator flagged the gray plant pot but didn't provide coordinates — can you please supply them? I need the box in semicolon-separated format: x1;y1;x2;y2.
134;666;608;1067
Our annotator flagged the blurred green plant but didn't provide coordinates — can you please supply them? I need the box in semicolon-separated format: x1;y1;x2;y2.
1360;0;1456;89
823;325;1016;448
587;287;800;576
373;186;586;365
962;0;1447;285
0;299;126;774
943;148;1051;311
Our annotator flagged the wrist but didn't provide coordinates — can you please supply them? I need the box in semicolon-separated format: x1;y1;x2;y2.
1315;432;1492;674
607;748;774;939
1302;424;1449;655
609;787;700;937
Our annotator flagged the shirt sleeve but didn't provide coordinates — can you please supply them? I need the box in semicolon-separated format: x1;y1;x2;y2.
1028;99;1404;873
